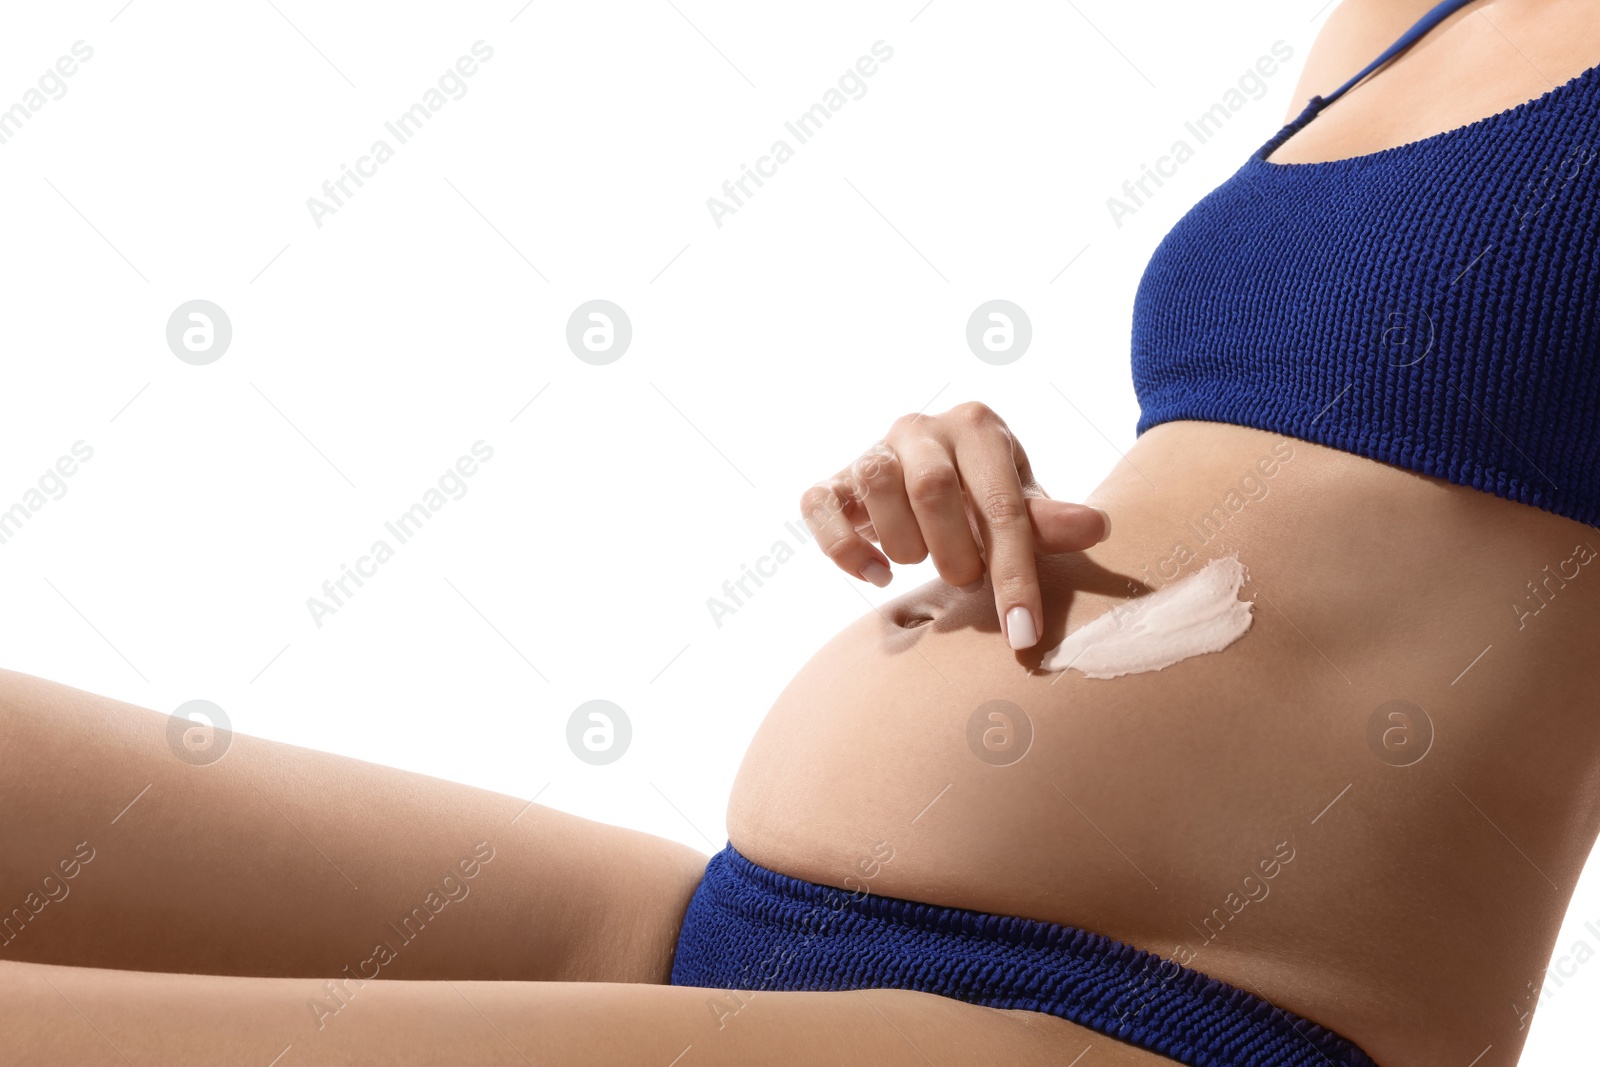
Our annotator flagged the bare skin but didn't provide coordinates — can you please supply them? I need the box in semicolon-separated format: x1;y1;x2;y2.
3;958;1177;1067
5;1;1600;1063
0;675;1167;1066
0;670;707;985
734;420;1600;1067
1269;0;1600;167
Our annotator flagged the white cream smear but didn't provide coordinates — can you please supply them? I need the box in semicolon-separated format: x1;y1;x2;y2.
1038;555;1253;679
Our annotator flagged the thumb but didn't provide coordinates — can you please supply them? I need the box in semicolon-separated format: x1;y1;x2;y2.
1026;497;1111;552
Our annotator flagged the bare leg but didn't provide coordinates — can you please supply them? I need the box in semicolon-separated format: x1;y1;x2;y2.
2;958;1175;1066
0;669;707;982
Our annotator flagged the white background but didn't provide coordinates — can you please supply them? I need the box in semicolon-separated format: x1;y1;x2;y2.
0;0;1592;1059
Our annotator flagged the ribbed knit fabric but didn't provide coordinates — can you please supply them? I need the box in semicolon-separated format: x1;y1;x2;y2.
670;845;1379;1067
1132;28;1600;525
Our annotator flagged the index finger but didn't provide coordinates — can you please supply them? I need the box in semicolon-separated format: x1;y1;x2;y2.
952;431;1042;650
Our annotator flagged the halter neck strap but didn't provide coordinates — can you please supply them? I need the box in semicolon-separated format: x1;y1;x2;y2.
1317;0;1478;109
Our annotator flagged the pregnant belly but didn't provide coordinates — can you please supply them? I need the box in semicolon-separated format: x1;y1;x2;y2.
725;420;1600;1067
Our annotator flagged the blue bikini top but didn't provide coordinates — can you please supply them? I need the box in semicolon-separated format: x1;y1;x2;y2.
1131;0;1600;525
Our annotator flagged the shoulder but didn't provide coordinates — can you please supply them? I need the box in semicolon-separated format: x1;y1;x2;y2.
1281;0;1443;120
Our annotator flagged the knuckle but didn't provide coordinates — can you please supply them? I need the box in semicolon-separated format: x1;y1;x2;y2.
798;483;835;516
837;469;868;502
853;444;900;486
819;532;856;563
992;570;1033;602
979;489;1028;525
905;464;960;503
950;400;995;429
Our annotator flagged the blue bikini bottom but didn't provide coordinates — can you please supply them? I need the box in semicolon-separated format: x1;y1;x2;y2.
670;843;1380;1067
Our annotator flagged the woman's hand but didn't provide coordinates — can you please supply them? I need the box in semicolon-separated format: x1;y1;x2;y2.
799;401;1111;650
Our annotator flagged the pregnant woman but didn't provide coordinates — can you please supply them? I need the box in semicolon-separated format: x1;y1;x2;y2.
6;0;1599;1063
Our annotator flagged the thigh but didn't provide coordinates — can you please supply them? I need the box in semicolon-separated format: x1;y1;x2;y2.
0;668;707;982
1;958;1177;1067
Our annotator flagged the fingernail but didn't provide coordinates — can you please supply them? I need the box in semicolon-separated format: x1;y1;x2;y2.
1006;606;1037;650
957;579;984;593
859;560;892;587
1093;507;1112;543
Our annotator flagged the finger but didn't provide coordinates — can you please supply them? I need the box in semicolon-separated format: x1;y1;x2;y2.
852;442;928;565
952;427;1043;650
897;435;986;589
1010;427;1041;491
800;477;892;587
1026;498;1111;551
1003;428;1111;548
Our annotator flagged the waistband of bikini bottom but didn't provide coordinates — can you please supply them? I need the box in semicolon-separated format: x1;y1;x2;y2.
669;843;1381;1067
